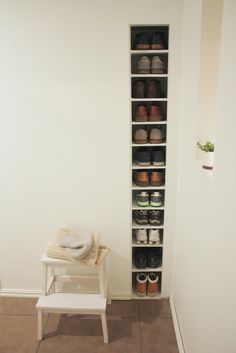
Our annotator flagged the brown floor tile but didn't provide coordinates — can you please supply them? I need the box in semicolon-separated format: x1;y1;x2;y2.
0;314;47;353
141;318;179;353
0;297;37;316
37;314;141;353
139;299;172;320
107;299;139;319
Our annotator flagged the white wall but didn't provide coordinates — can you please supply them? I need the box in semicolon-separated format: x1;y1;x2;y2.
197;0;223;142
173;0;236;352
0;0;183;297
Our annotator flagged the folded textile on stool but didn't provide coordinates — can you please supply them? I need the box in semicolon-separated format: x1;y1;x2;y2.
58;230;92;259
46;228;110;266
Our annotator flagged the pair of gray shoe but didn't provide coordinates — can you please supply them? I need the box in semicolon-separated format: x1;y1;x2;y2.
137;56;165;74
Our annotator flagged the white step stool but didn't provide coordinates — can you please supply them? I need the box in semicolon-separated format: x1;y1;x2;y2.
36;243;111;343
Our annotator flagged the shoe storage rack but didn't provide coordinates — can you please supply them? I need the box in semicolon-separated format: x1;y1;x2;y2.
130;25;169;299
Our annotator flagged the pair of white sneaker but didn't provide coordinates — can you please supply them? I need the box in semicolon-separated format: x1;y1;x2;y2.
135;229;161;244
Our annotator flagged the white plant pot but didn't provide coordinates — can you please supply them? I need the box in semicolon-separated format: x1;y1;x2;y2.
202;151;214;170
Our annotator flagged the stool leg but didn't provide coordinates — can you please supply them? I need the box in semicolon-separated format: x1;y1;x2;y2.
37;309;43;341
101;312;108;343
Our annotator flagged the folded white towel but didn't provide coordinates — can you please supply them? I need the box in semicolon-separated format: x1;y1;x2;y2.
58;231;92;259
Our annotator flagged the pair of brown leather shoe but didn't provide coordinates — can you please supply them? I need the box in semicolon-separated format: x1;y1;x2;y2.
134;170;165;187
132;80;164;98
134;103;164;122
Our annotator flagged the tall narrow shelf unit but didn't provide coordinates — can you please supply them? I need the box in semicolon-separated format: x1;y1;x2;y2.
130;25;169;299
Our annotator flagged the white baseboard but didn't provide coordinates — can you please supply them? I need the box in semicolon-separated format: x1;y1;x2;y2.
0;289;41;298
0;288;131;300
110;292;131;300
170;294;185;353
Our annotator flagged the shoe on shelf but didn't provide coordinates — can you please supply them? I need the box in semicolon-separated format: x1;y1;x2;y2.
134;128;148;144
135;229;148;244
147;273;159;296
134;148;151;166
151;32;167;50
150;170;165;186
149;210;163;225
151;56;165;74
147;250;160;268
137;56;151;74
150;191;163;207
136;272;148;296
149;103;164;121
149;128;164;144
136;191;149;207
152;147;165;166
134;32;150;50
133;80;145;98
134;104;148;122
133;210;149;225
134;250;147;269
147;80;162;98
149;229;161;244
134;171;149;187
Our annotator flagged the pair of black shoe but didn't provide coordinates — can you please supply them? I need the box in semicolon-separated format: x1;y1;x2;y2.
133;32;167;50
134;147;165;166
134;249;161;269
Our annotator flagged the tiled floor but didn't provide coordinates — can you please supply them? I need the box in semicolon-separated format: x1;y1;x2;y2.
0;297;179;353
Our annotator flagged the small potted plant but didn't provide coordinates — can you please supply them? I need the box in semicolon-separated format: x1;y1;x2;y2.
197;141;215;170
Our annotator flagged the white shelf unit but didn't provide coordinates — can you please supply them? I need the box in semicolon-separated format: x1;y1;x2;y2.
130;25;169;299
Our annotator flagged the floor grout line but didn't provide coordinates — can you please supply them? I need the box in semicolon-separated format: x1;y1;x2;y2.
138;301;143;353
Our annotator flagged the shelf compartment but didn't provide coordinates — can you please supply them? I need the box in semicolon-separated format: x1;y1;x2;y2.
132;189;165;210
131;77;168;99
130;26;169;51
131;270;162;299
131;52;168;75
132;100;167;122
132;228;164;246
